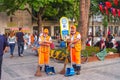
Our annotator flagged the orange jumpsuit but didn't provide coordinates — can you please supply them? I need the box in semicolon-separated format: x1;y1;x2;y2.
69;32;81;65
38;35;51;65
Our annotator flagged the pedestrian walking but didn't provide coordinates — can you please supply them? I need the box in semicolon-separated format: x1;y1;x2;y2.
30;33;35;47
0;34;8;80
24;33;29;45
8;31;16;58
16;27;24;57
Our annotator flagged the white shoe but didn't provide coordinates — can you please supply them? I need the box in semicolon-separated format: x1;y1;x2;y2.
20;54;23;57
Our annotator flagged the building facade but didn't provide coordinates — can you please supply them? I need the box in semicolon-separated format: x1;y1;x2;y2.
89;14;120;36
0;10;32;35
0;11;120;37
0;12;7;34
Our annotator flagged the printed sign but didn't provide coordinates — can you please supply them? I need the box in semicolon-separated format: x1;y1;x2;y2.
60;17;69;40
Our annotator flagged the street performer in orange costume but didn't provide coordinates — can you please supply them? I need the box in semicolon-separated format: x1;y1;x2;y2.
67;25;82;75
35;28;52;76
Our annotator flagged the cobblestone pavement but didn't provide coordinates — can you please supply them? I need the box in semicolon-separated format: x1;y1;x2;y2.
2;43;120;80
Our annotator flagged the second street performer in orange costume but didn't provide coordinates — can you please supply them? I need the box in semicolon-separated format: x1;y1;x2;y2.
67;25;82;75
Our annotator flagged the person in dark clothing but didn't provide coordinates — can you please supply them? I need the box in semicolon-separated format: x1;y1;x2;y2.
105;38;114;48
116;41;120;53
108;34;113;42
16;28;24;57
0;34;8;80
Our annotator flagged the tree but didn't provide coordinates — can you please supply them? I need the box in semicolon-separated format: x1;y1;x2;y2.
102;15;108;38
0;0;4;5
78;0;90;49
42;0;76;21
1;0;57;32
0;0;76;33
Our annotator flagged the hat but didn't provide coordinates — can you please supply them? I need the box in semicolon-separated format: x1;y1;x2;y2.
71;25;76;29
43;28;49;33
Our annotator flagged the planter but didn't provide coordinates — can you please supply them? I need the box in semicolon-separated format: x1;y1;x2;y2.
50;49;120;63
85;53;120;62
105;53;120;59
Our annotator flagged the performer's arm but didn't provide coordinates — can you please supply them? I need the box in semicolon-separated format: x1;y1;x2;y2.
39;37;52;46
71;34;81;44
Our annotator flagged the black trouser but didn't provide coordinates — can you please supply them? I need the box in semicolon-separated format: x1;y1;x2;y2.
17;42;24;56
0;56;3;79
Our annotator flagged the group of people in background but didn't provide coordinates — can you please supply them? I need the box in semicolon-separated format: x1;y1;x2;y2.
0;27;43;79
86;29;120;52
6;27;40;58
7;27;25;57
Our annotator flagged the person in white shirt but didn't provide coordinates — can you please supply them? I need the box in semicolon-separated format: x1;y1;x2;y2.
8;31;16;58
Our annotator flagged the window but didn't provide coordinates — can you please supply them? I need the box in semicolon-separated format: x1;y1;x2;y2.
114;26;118;35
54;26;60;36
109;26;113;34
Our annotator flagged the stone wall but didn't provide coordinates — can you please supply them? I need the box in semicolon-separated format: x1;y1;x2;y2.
0;12;7;34
0;9;32;34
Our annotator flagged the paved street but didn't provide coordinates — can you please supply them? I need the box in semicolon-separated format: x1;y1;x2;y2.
1;44;120;80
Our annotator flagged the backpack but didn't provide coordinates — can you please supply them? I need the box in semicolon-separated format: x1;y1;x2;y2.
50;42;55;49
60;41;66;48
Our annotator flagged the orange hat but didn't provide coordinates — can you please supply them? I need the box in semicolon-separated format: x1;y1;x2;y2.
71;25;76;29
43;28;49;34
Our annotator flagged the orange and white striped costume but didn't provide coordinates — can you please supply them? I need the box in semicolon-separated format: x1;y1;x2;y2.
38;29;52;65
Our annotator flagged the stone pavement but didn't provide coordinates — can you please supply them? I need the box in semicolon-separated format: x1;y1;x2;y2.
2;46;120;80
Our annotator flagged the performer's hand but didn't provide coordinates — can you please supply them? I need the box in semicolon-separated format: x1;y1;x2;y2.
44;41;51;44
41;43;49;47
44;41;47;43
68;43;72;47
46;44;50;47
67;39;71;43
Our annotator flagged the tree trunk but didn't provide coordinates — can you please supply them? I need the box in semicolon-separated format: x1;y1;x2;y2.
91;14;94;46
78;0;90;50
38;13;43;34
85;0;90;30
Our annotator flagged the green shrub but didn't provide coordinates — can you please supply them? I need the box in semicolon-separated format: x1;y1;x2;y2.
106;48;117;53
83;46;117;56
85;46;100;56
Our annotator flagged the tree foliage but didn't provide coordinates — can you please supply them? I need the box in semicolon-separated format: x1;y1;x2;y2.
0;0;79;20
0;0;79;31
